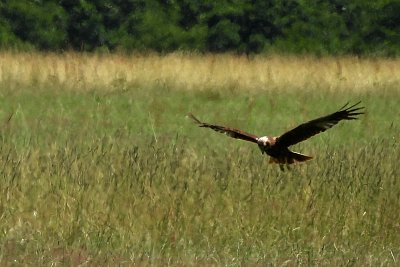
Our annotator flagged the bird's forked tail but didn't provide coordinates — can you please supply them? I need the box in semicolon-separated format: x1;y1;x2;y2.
269;151;313;164
289;151;313;163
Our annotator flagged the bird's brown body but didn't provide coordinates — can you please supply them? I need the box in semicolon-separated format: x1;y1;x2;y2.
256;136;312;164
189;102;364;167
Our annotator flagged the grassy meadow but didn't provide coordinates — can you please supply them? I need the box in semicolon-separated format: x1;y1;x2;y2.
0;52;399;266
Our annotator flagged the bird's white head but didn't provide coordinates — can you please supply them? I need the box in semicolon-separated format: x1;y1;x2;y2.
257;136;271;147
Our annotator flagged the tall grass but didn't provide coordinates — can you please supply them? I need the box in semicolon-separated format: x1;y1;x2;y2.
0;52;399;265
1;51;400;92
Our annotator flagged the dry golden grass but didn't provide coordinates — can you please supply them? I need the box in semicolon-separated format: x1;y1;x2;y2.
1;51;399;92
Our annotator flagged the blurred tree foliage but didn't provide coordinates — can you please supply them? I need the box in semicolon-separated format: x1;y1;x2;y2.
0;0;398;55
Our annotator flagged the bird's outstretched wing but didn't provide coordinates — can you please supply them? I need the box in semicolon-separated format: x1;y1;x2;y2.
188;113;259;143
276;102;364;147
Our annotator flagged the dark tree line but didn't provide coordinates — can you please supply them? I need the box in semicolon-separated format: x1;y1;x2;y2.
0;0;399;56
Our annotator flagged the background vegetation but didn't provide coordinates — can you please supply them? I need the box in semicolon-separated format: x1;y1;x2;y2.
0;52;399;265
0;0;399;55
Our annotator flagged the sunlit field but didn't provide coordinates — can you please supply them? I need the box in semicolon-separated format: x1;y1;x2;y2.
0;52;399;266
1;51;400;92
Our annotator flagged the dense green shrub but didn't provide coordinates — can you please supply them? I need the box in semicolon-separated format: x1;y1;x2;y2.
0;0;398;55
1;0;67;50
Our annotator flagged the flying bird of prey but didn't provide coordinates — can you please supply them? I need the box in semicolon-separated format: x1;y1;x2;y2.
189;102;364;167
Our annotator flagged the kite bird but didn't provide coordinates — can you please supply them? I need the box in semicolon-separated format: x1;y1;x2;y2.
189;102;364;167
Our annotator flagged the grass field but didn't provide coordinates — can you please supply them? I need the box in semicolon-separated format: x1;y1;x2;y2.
0;52;399;266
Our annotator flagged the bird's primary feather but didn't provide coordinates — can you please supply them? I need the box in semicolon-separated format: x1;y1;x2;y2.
188;113;259;143
275;102;364;147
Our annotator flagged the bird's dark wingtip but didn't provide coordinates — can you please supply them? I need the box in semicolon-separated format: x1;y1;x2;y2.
339;102;350;110
6;112;14;123
341;101;365;117
187;113;204;125
348;101;363;110
341;102;365;121
340;101;363;111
